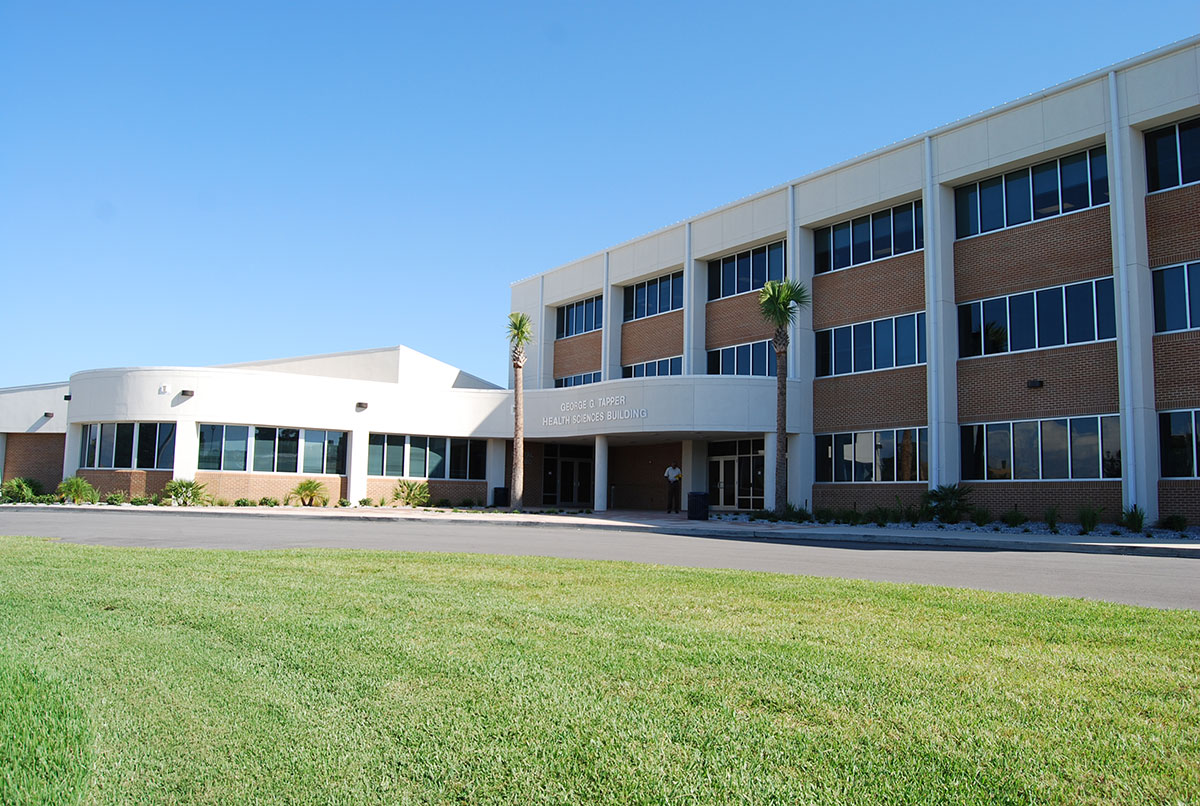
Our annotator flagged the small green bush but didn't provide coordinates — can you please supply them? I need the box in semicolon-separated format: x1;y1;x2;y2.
783;502;812;522
259;496;279;507
286;479;329;507
337;498;351;508
358;497;373;507
105;491;126;506
392;480;431;507
32;494;58;504
1044;507;1059;532
1001;508;1028;528
970;507;992;527
813;508;834;524
435;498;452;508
866;506;890;527
378;497;389;507
129;496;151;506
1159;513;1188;531
214;498;231;507
1121;504;1146;532
164;479;209;507
1;477;43;503
57;477;99;505
234;498;254;507
923;483;973;524
1077;506;1102;535
460;498;474;508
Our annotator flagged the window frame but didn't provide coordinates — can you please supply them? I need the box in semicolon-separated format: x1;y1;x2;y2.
813;201;923;275
1151;261;1199;334
957;278;1116;361
815;311;927;378
959;414;1121;482
1145;117;1200;194
813;427;930;484
707;239;787;301
555;294;604;340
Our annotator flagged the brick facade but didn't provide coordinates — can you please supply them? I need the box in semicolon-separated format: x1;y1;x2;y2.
811;251;925;330
953;207;1113;302
363;478;488;506
1153;331;1200;410
957;342;1119;422
813;366;927;433
609;442;681;510
193;471;349;505
1159;480;1200;525
3;432;65;493
964;481;1122;523
705;293;775;350
77;469;172;498
812;483;925;513
621;310;684;366
552;331;602;379
1145;183;1200;268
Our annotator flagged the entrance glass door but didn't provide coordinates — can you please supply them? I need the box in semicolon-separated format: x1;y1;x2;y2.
559;458;593;506
707;457;737;509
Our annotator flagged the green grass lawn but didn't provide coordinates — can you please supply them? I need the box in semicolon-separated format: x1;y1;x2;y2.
0;537;1197;805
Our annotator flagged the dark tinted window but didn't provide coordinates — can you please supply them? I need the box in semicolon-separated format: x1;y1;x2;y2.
1159;411;1195;477
1059;152;1090;212
1005;169;1032;226
853;322;872;372
449;438;470;480
367;433;385;476
834;433;853;482
1070;417;1099;479
1101;415;1121;479
707;261;720;301
896;428;918;481
707;350;720;375
814;435;833;482
1032;161;1059;219
1065;282;1095;343
1036;287;1065;347
894;314;916;366
1095;278;1116;340
917;312;926;364
386;434;405;476
734;344;750;375
961;425;985;480
986;423;1012;480
721;347;734;376
979;176;1005;232
1089;147;1109;205
469;439;487;481
198;424;222;470
1040;419;1069;479
1145;125;1180;191
983;297;1008;354
277;428;300;473
815;329;832;376
156;424;175;470
223;425;248;472
958;302;982;357
137;423;158;469
832;222;851;269
955;185;978;238
752;341;766;376
634;285;646;319
892;204;914;254
873;319;893;369
253;427;275;472
751;247;766;288
1153;266;1187;332
114;423;134;469
722;256;735;297
624;286;635;320
767;242;784;282
876;430;895;481
833;327;852;375
645;279;658;316
1181;119;1200;185
872;210;891;259
1012;421;1040;479
914;200;924;249
1191;264;1200;329
1009;292;1036;351
671;272;684;310
736;252;751;294
852;216;871;265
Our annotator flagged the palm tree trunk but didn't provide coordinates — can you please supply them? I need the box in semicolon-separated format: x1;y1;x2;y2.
511;361;524;510
775;343;788;514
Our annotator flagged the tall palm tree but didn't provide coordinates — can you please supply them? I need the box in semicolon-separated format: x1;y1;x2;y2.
506;312;534;509
758;279;811;514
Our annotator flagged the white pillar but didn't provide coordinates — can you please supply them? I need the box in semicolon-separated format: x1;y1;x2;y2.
924;136;960;488
485;438;506;506
346;428;370;504
602;253;623;380
787;433;810;511
792;204;816;510
593;435;608;511
681;439;707;495
763;431;777;510
1108;72;1160;522
684;223;708;375
62;425;81;480
172;419;199;480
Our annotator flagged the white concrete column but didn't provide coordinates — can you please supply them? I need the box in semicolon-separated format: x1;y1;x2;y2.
1108;72;1160;522
791;204;817;510
682;223;699;374
485;438;506;506
346;428;370;504
602;253;623;380
763;431;777;511
172;419;199;480
923;136;960;488
62;425;81;480
681;439;707;496
538;276;555;390
787;433;811;511
593;435;608;511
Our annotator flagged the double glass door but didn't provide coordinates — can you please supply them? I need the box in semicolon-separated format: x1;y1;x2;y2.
707;439;766;510
558;457;593;507
708;457;738;508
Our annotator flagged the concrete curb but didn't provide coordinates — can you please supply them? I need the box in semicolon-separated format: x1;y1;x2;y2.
3;504;1198;559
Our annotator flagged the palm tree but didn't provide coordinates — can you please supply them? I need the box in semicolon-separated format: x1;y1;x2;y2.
758;279;811;514
506;312;534;510
287;479;329;507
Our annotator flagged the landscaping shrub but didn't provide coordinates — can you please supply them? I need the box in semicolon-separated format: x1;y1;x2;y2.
258;497;279;507
783;502;812;522
1120;504;1146;532
1001;508;1028;528
969;507;991;527
234;498;254;507
337;498;351;508
286;480;330;507
392;480;430;508
378;497;389;507
813;508;834;524
1044;507;1059;533
1;477;42;503
460;498;474;508
129;496;151;506
923;484;972;524
32;494;58;504
866;507;890;527
57;477;99;505
105;491;126;506
1159;513;1188;531
358;497;373;507
1077;506;1102;535
164;479;209;507
214;498;231;507
435;498;452;508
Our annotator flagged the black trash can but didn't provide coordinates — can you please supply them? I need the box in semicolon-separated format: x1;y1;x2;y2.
493;487;510;508
687;492;709;521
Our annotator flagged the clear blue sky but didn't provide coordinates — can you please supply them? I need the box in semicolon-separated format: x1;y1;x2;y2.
2;2;1196;388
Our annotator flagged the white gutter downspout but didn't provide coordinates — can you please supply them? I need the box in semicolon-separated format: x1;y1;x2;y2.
1108;70;1138;510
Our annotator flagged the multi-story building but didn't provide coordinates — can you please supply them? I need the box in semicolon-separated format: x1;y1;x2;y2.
3;38;1199;522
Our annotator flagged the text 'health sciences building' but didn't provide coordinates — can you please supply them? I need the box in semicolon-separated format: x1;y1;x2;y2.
3;38;1200;522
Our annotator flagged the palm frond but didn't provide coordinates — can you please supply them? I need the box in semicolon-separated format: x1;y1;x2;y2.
506;312;534;348
758;280;811;329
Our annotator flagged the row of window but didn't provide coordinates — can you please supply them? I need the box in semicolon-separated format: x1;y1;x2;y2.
367;434;487;480
959;277;1115;358
813;200;924;274
555;295;603;340
1160;410;1200;479
706;240;786;301
198;425;347;475
706;339;778;377
816;311;927;377
1145;117;1200;192
553;371;603;388
961;415;1120;481
955;146;1108;239
1152;262;1200;333
79;422;176;470
622;356;683;378
623;271;683;322
815;428;930;483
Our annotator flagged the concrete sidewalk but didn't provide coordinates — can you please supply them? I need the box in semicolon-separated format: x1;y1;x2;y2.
5;503;1198;559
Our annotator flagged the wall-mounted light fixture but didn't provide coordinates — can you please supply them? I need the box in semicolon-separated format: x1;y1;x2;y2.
63;394;72;401
355;401;369;411
43;412;55;418
1027;379;1044;389
180;389;195;397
